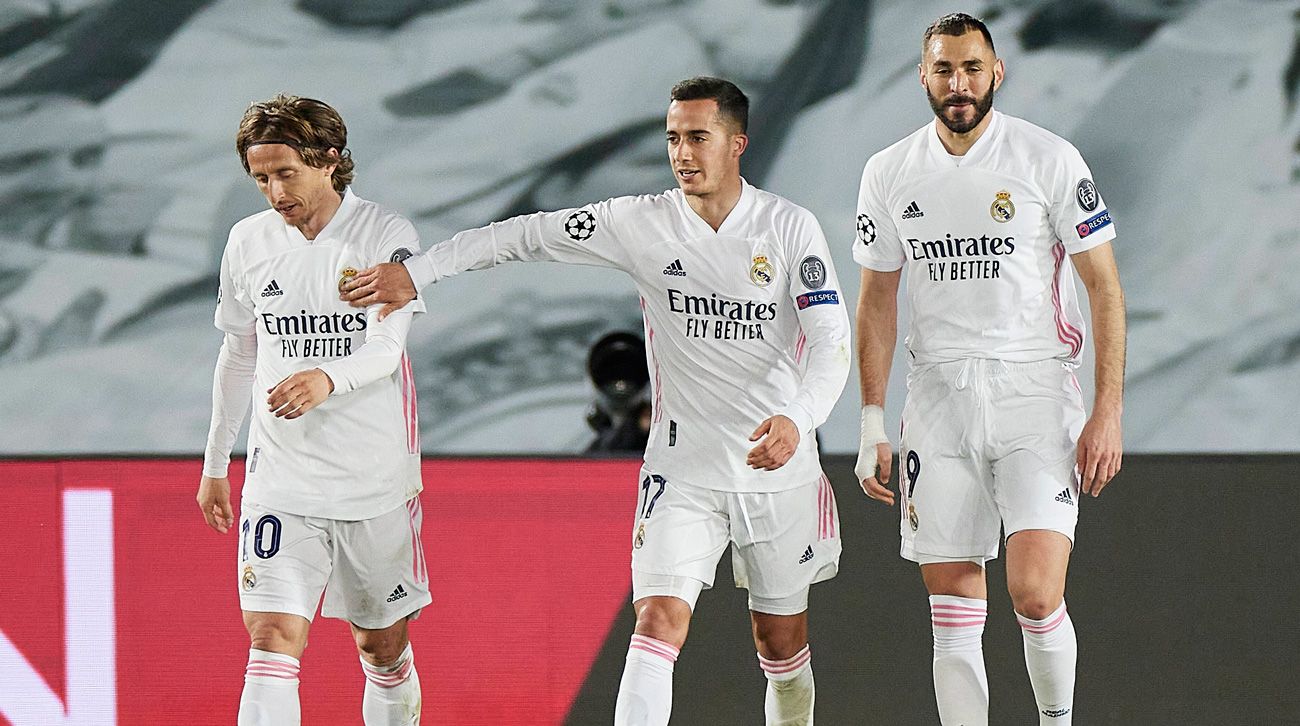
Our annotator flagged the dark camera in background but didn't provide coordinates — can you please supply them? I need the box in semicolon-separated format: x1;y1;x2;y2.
585;331;651;453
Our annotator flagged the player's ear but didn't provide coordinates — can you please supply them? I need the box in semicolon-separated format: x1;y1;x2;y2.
732;132;748;158
918;61;927;91
992;58;1005;92
322;147;341;176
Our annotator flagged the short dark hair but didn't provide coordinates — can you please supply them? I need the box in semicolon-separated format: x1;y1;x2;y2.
236;94;355;192
922;12;995;55
669;76;748;133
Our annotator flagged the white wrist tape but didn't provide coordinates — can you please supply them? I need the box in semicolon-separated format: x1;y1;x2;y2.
859;404;888;447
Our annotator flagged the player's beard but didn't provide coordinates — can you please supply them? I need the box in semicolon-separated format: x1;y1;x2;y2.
928;84;994;134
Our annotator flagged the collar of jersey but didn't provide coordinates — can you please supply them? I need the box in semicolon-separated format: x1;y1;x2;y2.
283;186;358;245
927;109;1003;169
675;176;756;238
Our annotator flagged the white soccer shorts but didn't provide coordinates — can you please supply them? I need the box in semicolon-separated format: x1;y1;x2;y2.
236;496;431;629
629;467;841;615
898;358;1085;564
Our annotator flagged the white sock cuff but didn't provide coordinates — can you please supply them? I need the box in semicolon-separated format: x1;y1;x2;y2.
361;643;415;688
628;634;680;665
246;649;300;683
1017;601;1069;634
930;595;988;629
758;644;812;681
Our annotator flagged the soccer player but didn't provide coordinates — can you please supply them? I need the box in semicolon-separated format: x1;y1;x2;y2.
341;77;850;726
197;94;429;726
852;14;1126;725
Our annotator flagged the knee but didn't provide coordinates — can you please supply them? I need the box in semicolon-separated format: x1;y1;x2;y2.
355;632;408;666
752;616;808;661
356;637;405;666
753;628;804;661
1010;591;1063;621
633;597;691;649
246;618;307;657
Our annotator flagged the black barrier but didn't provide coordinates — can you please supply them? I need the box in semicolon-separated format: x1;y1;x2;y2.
566;454;1300;725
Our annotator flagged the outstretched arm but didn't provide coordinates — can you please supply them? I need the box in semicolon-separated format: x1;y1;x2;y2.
340;203;629;318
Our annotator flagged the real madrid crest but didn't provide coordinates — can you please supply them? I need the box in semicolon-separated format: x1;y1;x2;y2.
338;266;359;291
908;503;919;532
634;523;646;549
749;255;774;287
990;190;1015;223
242;565;257;591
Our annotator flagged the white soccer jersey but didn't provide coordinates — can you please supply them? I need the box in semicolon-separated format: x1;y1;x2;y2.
215;189;426;520
853;110;1117;365
406;179;851;493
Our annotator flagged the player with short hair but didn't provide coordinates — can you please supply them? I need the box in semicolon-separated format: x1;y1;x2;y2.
852;14;1126;725
198;93;428;726
341;76;850;726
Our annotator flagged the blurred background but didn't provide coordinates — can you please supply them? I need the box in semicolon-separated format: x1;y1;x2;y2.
0;0;1297;455
2;1;1298;724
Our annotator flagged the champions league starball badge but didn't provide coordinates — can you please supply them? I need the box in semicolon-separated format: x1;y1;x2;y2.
564;209;597;242
749;255;774;287
990;190;1015;223
242;566;257;591
338;266;359;291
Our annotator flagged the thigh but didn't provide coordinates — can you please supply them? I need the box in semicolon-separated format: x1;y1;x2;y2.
990;365;1086;543
729;475;841;611
630;470;731;589
900;377;1000;562
323;496;432;630
237;501;332;622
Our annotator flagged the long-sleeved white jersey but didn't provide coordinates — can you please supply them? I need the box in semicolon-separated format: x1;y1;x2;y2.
205;189;425;520
406;179;851;492
853;110;1117;366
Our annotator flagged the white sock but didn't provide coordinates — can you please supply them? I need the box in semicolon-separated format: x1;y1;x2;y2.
758;644;815;726
614;634;679;726
1017;601;1076;725
238;649;301;726
360;642;422;726
930;595;989;726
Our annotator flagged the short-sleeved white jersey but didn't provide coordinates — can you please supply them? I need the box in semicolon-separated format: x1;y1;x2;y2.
407;179;851;493
853;110;1116;366
216;189;426;520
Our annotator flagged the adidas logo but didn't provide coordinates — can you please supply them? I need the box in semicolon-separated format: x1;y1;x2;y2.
386;584;408;603
261;280;283;297
798;545;814;564
662;259;686;276
1055;488;1074;505
901;201;924;219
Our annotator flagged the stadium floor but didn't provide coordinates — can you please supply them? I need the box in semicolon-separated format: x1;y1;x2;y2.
565;454;1299;725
